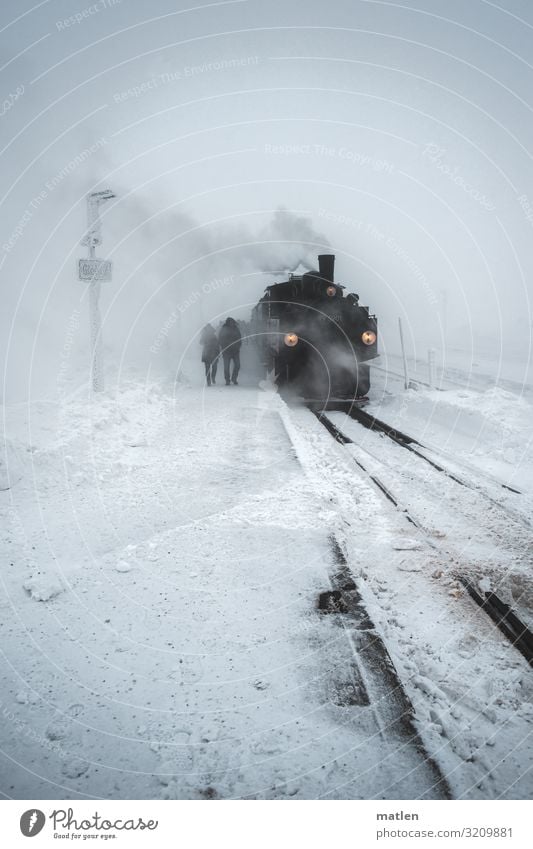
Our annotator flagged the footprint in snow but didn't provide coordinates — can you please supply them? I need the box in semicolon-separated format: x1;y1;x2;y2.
62;757;89;779
156;731;194;783
171;656;204;683
23;577;64;601
45;720;69;741
249;733;286;756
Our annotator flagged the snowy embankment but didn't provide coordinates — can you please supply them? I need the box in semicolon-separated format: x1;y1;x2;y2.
1;359;531;800
363;356;533;626
371;365;533;493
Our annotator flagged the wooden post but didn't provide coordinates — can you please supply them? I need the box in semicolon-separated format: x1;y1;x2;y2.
428;347;436;389
398;317;409;389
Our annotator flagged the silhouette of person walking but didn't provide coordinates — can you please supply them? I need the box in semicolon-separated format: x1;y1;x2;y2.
199;323;220;386
218;318;242;385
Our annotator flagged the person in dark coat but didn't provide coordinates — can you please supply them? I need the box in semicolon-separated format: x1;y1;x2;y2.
218;317;242;385
199;323;220;386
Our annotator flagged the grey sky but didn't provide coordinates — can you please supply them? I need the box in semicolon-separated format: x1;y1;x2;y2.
1;0;532;398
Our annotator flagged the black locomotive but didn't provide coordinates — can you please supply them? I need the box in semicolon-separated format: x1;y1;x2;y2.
251;254;378;404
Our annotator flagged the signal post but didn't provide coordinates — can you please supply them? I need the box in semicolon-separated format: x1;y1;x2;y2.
79;190;115;392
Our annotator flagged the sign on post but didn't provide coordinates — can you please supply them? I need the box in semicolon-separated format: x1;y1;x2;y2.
78;258;113;282
79;189;115;392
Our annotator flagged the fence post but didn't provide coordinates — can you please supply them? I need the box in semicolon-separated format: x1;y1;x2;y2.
398;317;409;390
428;347;436;389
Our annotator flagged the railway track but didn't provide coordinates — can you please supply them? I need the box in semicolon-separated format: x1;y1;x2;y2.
341;406;533;540
344;406;521;495
320;535;452;799
312;409;426;533
310;408;533;668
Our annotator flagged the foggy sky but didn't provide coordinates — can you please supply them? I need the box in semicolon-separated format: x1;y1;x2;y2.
1;0;532;400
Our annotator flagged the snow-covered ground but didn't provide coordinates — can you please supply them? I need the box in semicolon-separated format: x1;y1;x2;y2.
1;350;532;799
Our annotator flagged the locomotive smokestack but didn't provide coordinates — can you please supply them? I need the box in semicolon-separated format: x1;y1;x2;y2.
318;254;335;282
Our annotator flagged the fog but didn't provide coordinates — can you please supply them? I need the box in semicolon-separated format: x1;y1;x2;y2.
1;0;532;400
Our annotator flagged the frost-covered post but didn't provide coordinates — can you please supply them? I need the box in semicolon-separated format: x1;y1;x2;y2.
398;317;409;390
79;190;115;392
87;240;104;392
428;347;436;389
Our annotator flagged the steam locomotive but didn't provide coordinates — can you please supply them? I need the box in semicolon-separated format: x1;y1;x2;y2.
251;254;378;405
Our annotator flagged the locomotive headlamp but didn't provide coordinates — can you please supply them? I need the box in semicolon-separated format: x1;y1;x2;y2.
326;285;336;297
284;332;299;347
361;330;377;346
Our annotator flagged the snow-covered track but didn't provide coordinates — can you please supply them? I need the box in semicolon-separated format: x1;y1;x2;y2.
311;409;533;667
311;411;424;531
321;537;452;799
460;580;533;668
345;407;521;495
342;406;532;539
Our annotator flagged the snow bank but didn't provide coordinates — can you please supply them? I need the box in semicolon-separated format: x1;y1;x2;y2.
369;374;533;494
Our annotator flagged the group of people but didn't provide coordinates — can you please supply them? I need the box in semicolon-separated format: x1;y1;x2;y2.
199;317;242;386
